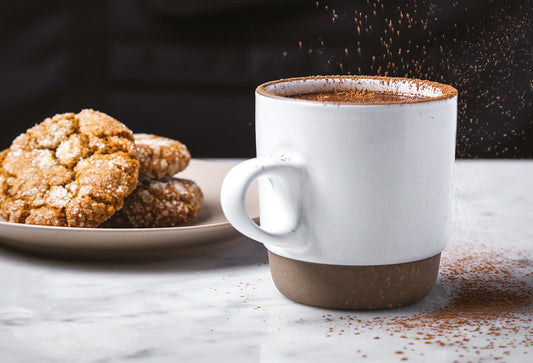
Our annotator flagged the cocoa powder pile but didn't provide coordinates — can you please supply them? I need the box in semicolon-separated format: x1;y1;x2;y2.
323;241;533;361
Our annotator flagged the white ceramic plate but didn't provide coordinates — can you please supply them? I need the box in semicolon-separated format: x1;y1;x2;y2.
0;159;258;261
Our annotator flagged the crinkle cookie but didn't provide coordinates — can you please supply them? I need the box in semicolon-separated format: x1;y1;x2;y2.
134;133;190;180
0;109;139;227
103;178;203;228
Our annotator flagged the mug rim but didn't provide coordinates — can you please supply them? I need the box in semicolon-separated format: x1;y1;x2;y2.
256;75;458;105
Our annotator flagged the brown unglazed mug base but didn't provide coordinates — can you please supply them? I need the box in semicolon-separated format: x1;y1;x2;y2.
268;251;441;310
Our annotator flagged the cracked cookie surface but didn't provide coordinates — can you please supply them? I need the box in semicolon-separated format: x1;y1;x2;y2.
0;109;139;227
103;178;203;228
134;134;190;180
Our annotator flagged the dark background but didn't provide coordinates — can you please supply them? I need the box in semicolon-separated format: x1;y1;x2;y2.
0;0;531;158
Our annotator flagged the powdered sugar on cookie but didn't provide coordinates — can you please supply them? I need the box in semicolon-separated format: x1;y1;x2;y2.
134;133;190;180
0;109;139;227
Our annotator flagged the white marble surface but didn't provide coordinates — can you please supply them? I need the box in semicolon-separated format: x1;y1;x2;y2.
0;160;532;362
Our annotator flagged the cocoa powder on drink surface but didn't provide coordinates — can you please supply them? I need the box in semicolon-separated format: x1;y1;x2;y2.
288;89;428;104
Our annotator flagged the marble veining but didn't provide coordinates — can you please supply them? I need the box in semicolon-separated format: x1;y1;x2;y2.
0;160;532;362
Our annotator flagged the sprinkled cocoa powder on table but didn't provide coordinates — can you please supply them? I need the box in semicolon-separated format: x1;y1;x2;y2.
323;241;533;360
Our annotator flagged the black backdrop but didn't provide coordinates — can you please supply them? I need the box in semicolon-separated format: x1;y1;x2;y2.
1;0;531;158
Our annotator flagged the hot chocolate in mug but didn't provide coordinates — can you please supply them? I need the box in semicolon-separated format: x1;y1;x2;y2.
221;76;458;309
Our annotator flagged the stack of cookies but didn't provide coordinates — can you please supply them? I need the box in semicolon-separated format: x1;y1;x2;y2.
103;133;203;228
0;109;203;228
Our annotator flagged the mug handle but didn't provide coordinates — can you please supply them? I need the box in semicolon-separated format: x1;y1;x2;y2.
220;156;304;247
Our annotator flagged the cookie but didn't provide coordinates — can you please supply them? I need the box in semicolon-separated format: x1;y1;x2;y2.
103;178;203;228
0;109;139;227
134;133;190;180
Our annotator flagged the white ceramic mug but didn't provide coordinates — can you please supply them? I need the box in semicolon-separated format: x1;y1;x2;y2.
221;76;457;309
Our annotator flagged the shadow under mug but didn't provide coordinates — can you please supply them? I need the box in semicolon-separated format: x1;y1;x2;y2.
221;76;458;310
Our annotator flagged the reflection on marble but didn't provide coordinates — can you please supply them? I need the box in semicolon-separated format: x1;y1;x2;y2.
0;160;532;362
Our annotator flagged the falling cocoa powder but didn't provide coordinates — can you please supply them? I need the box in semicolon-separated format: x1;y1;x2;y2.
295;1;533;157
